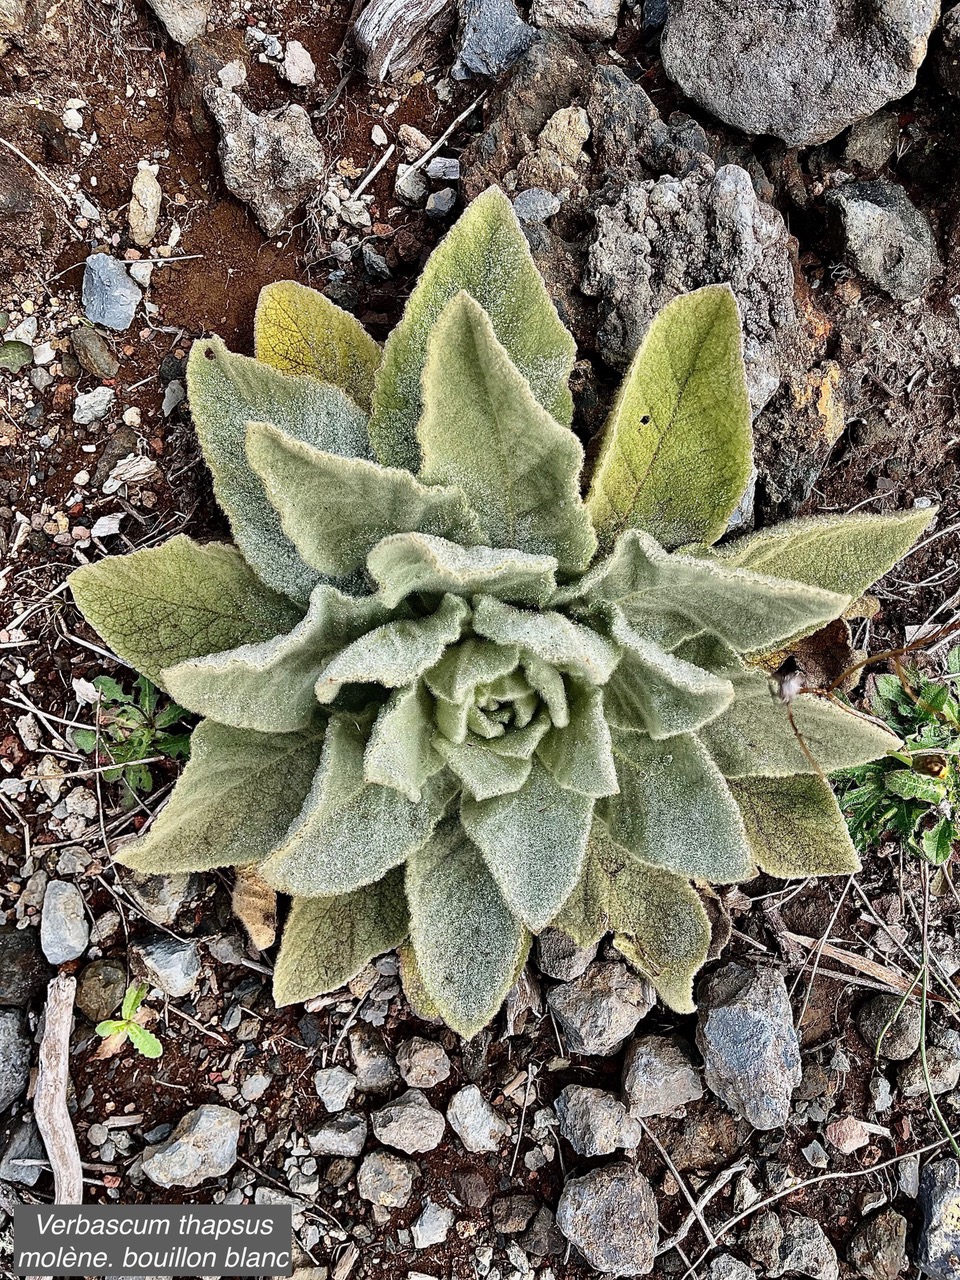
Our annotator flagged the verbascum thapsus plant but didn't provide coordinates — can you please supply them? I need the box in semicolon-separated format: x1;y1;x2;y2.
70;188;932;1036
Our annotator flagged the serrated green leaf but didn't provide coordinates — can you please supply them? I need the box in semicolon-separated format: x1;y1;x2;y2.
116;720;324;873
186;336;372;601
273;870;409;1006
461;761;594;930
606;729;754;881
884;768;947;803
369;533;558;610
710;508;935;601
247;423;481;578
603;610;735;737
254;279;382;411
406;818;528;1039
163;585;388;732
121;982;148;1020
922;818;955;866
260;715;452;897
417;292;594;573
587;285;752;552
369;186;576;472
699;673;900;777
473;596;619;686
315;594;469;704
728;774;861;877
554;825;711;1013
537;684;619;798
436;735;533;800
577;530;848;654
126;1024;164;1059
70;536;301;691
95;1020;128;1039
364;681;444;803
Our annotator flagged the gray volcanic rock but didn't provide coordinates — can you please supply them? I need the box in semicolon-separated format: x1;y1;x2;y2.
142;1105;240;1188
827;180;940;302
661;0;940;147
556;1162;659;1275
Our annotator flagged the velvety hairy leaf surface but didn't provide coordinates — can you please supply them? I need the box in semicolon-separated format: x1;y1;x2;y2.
473;596;619;686
261;715;453;897
247;424;480;578
406;818;528;1039
369;533;558;609
555;825;711;1013
273;870;408;1006
368;186;576;472
69;536;301;690
364;681;444;802
186;336;372;601
418;293;595;574
581;530;848;653
398;941;444;1022
603;611;735;737
729;774;861;878
710;508;934;600
537;685;619;798
699;673;900;777
254;279;382;411
116;720;324;873
587;285;752;551
436;735;533;801
461;761;594;930
163;585;387;732
315;594;470;704
606;729;754;882
425;637;520;709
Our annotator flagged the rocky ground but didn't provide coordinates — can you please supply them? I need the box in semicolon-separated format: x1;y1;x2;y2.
3;0;960;1278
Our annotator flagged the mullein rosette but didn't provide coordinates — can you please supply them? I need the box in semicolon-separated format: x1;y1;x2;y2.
71;189;931;1036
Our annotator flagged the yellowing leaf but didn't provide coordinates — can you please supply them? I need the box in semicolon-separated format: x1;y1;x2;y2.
255;279;381;411
369;186;576;472
587;285;752;551
729;774;861;878
232;864;278;950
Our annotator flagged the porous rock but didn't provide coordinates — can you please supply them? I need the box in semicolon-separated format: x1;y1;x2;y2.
582;162;798;414
0;1011;31;1112
142;1104;241;1188
531;0;620;39
40;880;89;963
371;1088;445;1154
622;1034;704;1118
554;1084;642;1157
546;961;655;1056
898;1026;960;1098
447;1084;509;1152
696;963;801;1130
76;958;127;1023
847;1209;907;1280
357;1149;416;1208
203;87;325;235
395;1036;451;1088
661;0;940;147
123;871;196;926
855;993;922;1061
745;1210;839;1280
556;1161;659;1276
826;180;940;302
536;927;597;981
73;386;116;425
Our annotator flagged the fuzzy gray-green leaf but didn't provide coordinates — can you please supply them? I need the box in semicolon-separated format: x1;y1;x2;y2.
246;422;481;577
461;761;594;930
473;596;619;686
369;186;576;472
729;774;861;878
606;729;754;882
537;685;619;798
406;817;528;1039
364;681;444;802
69;535;302;691
186;336;372;601
699;672;900;777
116;720;324;873
273;870;408;1006
418;293;595;574
369;533;558;609
261;715;452;897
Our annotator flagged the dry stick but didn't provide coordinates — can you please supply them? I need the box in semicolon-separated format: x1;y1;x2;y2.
349;143;395;200
35;975;83;1203
639;1119;717;1248
405;93;487;177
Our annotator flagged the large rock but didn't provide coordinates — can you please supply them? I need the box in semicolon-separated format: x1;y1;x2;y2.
827;180;940;302
0;1112;44;1185
145;0;210;43
82;254;141;331
357;1150;416;1208
371;1089;445;1154
306;1112;367;1158
204;88;325;235
0;926;51;1005
354;0;455;82
582;162;798;413
661;0;940;147
847;1209;907;1280
536;928;597;981
547;961;654;1056
855;994;922;1061
531;0;620;39
131;934;200;998
452;0;537;80
76;958;127;1023
696;963;801;1130
622;1034;704;1118
745;1211;839;1280
554;1084;641;1156
142;1104;240;1188
40;880;89;963
0;1011;31;1112
934;5;960;97
920;1160;960;1279
447;1084;509;1152
556;1162;659;1276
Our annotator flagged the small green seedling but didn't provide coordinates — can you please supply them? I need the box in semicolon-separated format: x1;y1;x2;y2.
74;674;191;800
835;649;960;867
95;982;163;1058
